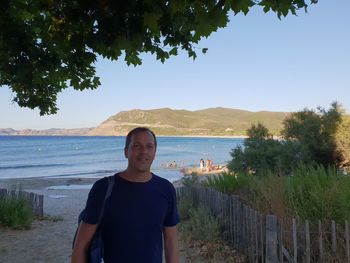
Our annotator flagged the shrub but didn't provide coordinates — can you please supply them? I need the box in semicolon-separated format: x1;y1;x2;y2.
205;164;350;224
182;173;201;187
229;103;347;176
0;197;33;229
181;205;220;243
285;164;350;223
206;172;253;194
178;197;193;221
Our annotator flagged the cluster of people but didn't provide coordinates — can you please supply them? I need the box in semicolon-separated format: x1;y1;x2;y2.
199;158;213;172
166;160;177;168
164;160;185;169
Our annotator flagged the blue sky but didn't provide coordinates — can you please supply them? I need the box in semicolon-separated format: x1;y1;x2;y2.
1;1;349;130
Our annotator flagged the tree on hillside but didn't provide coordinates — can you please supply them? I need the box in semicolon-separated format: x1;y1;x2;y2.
228;103;347;176
281;102;343;167
228;122;286;176
0;0;317;115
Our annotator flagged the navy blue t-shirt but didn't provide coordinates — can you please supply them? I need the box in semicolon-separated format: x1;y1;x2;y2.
83;173;180;263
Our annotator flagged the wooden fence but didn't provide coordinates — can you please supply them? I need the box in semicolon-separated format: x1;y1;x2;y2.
0;188;44;217
177;186;350;263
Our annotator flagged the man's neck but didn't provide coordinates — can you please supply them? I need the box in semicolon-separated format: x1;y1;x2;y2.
119;169;152;183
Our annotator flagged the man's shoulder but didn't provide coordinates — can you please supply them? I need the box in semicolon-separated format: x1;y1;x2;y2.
152;174;176;189
94;176;109;186
152;173;170;183
90;175;113;193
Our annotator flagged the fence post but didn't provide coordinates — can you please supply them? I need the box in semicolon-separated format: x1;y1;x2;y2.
318;220;324;263
345;220;350;263
332;220;337;254
0;188;7;198
260;213;264;261
233;196;239;248
305;220;310;263
266;215;278;263
293;218;297;263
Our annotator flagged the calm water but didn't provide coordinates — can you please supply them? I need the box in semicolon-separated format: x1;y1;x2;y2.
0;136;244;183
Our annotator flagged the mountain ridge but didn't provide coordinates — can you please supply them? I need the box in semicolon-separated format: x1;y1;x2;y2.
88;107;289;136
1;107;289;136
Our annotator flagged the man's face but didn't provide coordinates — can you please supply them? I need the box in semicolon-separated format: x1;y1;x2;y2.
124;131;156;173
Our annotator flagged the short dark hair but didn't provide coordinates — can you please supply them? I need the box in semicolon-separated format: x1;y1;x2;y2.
125;127;157;149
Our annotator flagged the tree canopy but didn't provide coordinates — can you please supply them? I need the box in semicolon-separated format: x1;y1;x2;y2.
281;102;343;167
0;0;317;115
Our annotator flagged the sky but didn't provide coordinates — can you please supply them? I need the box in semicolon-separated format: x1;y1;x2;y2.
1;1;349;130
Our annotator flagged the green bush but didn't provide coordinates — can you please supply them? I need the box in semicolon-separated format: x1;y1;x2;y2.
206;172;253;194
228;103;348;176
286;164;350;223
204;164;350;223
178;197;193;221
182;173;201;187
0;197;33;229
181;205;220;243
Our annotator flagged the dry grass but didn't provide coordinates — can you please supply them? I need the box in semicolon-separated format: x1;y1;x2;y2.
179;231;247;263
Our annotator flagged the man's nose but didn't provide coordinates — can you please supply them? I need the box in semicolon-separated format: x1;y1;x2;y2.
139;145;147;152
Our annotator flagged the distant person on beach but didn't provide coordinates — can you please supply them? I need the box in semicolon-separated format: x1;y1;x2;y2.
205;159;210;172
199;158;204;170
172;160;177;168
72;127;180;263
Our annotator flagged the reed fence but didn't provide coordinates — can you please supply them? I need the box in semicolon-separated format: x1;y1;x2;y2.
0;188;43;217
177;186;350;263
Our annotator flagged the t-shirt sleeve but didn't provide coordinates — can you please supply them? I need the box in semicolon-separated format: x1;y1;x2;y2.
164;184;180;227
82;178;108;224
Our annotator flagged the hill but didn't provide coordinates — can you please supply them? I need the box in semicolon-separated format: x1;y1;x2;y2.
88;107;289;136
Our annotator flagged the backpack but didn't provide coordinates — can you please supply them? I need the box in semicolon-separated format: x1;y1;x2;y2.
72;175;115;262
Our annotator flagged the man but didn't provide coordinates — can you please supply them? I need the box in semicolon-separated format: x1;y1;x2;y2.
72;127;180;263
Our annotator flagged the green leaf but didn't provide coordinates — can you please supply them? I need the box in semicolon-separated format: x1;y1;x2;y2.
231;0;255;15
169;47;178;56
188;50;197;60
144;12;161;33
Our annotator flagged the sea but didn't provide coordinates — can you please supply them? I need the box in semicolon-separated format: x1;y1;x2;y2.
0;136;244;184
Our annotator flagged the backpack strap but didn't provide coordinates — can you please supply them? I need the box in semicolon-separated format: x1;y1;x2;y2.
72;174;116;249
96;174;115;225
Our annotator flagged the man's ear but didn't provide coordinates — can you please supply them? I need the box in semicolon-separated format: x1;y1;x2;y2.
124;147;128;158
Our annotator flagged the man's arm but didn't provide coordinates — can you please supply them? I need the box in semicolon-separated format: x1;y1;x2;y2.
163;226;180;263
71;222;97;263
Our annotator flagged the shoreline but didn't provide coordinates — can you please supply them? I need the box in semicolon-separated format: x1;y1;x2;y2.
0;177;99;191
0;165;228;191
0;175;186;192
0;134;248;139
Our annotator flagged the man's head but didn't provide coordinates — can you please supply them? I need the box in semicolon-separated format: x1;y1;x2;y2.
125;127;157;150
124;127;157;173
